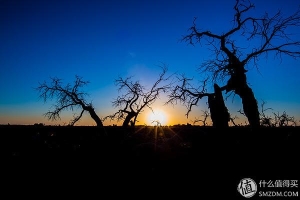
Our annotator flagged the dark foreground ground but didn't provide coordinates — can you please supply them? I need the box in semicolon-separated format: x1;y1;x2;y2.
1;125;299;198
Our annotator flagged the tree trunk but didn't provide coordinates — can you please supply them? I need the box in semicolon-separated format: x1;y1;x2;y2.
122;112;136;127
208;84;230;128
236;85;260;128
85;106;104;127
226;67;260;128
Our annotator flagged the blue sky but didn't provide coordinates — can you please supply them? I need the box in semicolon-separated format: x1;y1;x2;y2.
1;0;300;126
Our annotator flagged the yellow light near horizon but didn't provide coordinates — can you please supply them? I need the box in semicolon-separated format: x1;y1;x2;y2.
147;109;167;125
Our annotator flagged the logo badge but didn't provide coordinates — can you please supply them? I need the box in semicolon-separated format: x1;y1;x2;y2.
237;178;257;198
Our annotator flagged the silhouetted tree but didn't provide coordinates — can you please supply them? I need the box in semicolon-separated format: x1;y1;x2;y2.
260;101;273;127
36;76;103;127
105;66;172;127
273;111;297;127
208;84;230;128
259;101;297;127
151;120;162;126
193;110;210;126
169;0;300;127
167;76;230;127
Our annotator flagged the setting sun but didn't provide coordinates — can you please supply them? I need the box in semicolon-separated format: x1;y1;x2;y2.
147;109;168;125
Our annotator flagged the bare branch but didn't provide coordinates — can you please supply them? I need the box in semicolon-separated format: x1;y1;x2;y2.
182;0;300;81
259;100;273;127
192;110;210;126
177;0;300;127
229;115;239;126
109;65;172;127
69;110;85;126
273;111;297;127
167;74;216;117
36;76;103;127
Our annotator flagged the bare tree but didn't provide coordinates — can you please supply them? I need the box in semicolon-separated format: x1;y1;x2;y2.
192;110;210;126
151;120;162;127
273;111;297;127
170;0;300;127
260;101;297;127
260;101;273;127
167;75;230;127
36;76;103;127
105;66;172;127
168;76;211;118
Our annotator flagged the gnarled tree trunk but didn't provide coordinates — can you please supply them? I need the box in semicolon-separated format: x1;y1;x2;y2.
208;84;230;128
122;111;137;127
85;106;104;127
226;64;260;128
236;85;260;128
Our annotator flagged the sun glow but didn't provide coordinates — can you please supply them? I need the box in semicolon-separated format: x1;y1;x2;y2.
147;109;168;125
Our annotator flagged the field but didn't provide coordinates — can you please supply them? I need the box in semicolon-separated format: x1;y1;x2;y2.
1;125;299;198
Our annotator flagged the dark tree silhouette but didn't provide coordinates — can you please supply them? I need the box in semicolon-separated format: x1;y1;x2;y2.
192;110;210;126
259;101;297;127
169;0;300;127
36;76;103;127
167;77;230;127
105;66;172;127
260;101;273;127
208;84;230;128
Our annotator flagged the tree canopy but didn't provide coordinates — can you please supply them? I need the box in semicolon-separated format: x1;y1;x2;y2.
36;76;103;127
167;0;300;127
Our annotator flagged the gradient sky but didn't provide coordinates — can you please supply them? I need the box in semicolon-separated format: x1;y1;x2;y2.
1;0;300;126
